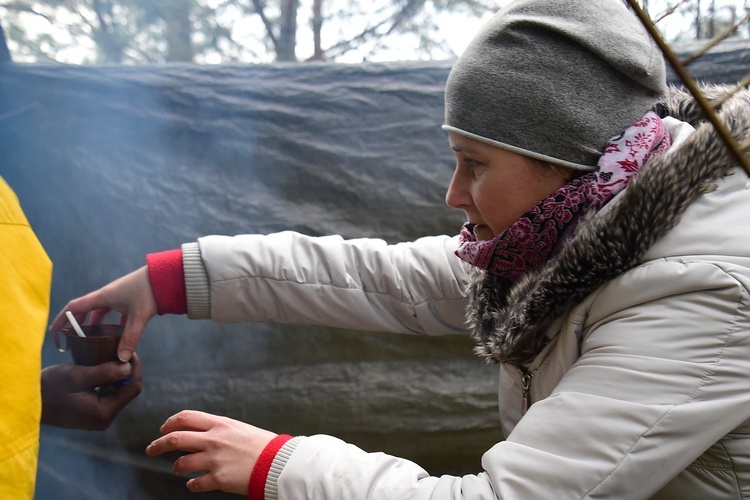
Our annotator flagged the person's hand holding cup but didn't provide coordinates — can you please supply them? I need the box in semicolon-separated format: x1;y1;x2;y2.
44;321;142;430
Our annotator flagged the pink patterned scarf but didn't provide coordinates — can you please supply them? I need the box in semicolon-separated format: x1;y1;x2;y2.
455;111;671;281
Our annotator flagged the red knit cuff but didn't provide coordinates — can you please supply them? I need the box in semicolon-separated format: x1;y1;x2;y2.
248;434;294;500
146;249;187;315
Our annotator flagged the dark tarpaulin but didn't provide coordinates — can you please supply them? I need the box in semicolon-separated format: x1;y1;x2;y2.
0;61;489;500
0;39;748;499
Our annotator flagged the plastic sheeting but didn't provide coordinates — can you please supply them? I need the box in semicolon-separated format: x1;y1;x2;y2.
0;40;748;499
0;61;491;500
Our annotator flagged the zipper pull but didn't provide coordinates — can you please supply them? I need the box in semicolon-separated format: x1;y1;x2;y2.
520;368;534;415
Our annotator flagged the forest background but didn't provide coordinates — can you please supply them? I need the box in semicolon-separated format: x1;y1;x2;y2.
1;0;749;65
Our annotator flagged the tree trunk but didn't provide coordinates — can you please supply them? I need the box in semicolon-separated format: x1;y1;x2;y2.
92;0;125;63
277;0;298;61
0;22;11;63
311;0;324;60
164;0;194;62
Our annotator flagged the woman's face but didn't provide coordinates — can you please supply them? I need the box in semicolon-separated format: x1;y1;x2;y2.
446;132;574;241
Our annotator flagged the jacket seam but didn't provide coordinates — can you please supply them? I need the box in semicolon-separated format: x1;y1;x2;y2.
209;274;467;306
715;441;742;495
586;269;745;497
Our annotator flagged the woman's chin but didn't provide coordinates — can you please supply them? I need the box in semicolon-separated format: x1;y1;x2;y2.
473;226;495;241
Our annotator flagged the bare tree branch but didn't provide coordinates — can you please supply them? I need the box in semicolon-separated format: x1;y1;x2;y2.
682;12;750;65
654;0;691;24
322;0;427;60
321;16;391;59
626;0;750;176
0;1;54;22
250;0;278;50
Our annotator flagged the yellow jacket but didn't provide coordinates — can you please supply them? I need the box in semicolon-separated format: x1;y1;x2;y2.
0;177;51;499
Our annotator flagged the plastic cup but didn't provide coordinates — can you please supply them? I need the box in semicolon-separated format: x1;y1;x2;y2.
53;324;123;366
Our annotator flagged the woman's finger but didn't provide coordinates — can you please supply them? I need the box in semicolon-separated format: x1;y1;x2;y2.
146;430;207;456
160;410;224;434
186;474;221;493
49;294;111;332
172;451;210;477
88;307;113;325
117;314;148;362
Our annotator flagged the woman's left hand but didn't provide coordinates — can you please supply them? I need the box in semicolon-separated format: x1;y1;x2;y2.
146;410;277;494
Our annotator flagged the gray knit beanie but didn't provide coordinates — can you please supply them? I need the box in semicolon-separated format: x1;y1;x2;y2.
443;0;667;171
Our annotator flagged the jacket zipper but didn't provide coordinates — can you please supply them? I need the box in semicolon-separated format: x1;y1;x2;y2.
519;367;534;415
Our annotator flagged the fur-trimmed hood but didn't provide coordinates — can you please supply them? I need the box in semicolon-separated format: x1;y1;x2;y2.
469;84;750;367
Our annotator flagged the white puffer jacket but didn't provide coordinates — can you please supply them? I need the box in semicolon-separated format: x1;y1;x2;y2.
182;87;750;499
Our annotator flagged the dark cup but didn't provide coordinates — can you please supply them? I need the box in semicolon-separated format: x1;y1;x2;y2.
53;324;123;366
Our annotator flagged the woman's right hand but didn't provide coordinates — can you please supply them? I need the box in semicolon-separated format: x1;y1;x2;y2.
49;266;157;362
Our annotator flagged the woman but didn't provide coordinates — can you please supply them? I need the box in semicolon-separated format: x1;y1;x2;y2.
52;0;750;498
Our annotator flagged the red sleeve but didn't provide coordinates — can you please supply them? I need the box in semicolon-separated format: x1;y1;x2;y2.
146;249;188;315
248;434;294;500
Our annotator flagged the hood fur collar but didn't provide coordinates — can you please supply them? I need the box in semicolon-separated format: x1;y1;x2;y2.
469;84;750;366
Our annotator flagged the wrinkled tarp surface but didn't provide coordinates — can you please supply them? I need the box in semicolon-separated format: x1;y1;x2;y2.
0;40;748;499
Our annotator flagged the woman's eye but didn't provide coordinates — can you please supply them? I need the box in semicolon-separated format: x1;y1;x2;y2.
466;158;485;175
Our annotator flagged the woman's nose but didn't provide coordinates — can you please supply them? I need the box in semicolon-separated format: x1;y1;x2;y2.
445;168;470;209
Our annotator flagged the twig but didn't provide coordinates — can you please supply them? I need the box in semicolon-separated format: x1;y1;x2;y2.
654;0;691;24
626;0;750;176
682;13;750;66
711;74;750;109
